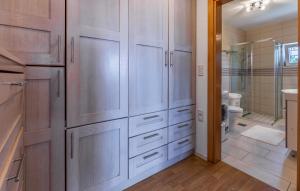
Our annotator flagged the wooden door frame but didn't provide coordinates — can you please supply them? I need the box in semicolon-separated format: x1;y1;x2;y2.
207;0;300;188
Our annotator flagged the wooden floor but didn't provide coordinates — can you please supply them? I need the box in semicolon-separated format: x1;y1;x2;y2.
126;155;278;191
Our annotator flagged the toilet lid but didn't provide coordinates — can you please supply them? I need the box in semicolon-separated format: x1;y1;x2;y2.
228;106;243;113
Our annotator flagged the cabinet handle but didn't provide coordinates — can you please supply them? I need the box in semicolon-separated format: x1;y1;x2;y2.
143;133;159;140
143;115;159;120
170;51;174;67
177;124;189;129
70;133;74;159
177;109;190;113
58;35;61;63
57;70;61;97
0;81;26;86
165;51;169;67
71;37;75;63
7;154;24;182
143;152;159;160
178;139;189;145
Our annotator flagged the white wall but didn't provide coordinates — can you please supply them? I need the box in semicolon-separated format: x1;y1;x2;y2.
195;0;208;159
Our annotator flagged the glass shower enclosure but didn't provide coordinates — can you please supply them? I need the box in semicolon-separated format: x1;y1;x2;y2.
228;38;283;123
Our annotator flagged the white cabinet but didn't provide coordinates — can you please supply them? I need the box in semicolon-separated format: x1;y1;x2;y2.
129;111;168;137
67;119;128;191
286;100;297;151
169;0;196;109
24;67;65;191
129;128;168;158
67;0;129;127
129;0;169;116
169;105;195;125
168;135;195;160
129;146;168;178
168;120;195;143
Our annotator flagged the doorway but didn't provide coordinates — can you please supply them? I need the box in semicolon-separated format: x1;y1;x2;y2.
207;0;299;190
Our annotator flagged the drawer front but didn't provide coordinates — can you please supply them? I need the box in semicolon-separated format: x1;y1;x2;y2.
169;106;195;125
168;120;195;142
129;128;168;158
168;135;194;160
129;146;167;178
1;129;24;191
129;111;168;137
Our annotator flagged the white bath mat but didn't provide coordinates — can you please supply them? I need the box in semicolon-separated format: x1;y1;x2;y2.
241;125;285;145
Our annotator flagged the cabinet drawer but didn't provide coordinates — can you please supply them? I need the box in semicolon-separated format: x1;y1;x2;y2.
0;92;23;156
129;146;167;179
168;120;195;142
168;135;194;160
169;106;195;125
0;116;22;175
129;111;168;137
129;128;168;158
1;129;24;191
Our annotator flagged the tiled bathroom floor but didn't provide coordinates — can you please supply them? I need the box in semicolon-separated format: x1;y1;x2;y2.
222;115;297;191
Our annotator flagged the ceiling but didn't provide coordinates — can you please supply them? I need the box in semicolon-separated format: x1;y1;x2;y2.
222;0;298;29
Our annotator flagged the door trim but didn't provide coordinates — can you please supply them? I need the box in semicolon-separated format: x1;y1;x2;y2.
207;0;300;189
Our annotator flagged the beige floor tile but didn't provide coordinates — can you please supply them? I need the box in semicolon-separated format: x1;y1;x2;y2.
242;153;297;184
223;155;291;191
225;138;271;157
222;142;249;160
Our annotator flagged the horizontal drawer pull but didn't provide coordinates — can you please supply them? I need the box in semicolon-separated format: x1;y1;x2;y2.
0;81;26;86
143;115;160;120
143;133;159;140
143;152;159;160
177;124;190;129
7;154;24;182
178;139;190;145
177;109;190;113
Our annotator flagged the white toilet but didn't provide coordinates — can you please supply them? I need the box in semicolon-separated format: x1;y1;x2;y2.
228;106;243;128
228;93;243;129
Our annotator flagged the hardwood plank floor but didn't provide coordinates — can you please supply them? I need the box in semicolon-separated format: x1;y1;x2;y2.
126;155;278;191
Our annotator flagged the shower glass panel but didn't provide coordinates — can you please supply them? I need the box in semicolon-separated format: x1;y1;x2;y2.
230;44;253;115
229;39;283;123
274;43;283;121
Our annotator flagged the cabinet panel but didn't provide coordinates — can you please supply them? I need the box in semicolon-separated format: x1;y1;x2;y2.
169;51;195;108
129;0;168;116
129;128;168;158
169;0;195;109
129;146;167;179
67;119;128;191
129;111;168;137
24;67;65;191
287;101;297;151
168;135;194;160
0;0;65;66
67;0;128;127
168;120;195;142
169;0;195;52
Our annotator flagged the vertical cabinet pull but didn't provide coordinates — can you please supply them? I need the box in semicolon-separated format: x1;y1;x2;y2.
71;37;75;63
58;35;61;63
57;70;61;97
165;51;169;67
70;133;74;159
170;51;174;67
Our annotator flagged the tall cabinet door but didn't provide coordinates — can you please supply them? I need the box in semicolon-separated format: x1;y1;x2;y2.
67;0;129;127
169;0;196;109
24;67;65;191
67;119;128;191
129;0;169;116
0;0;65;66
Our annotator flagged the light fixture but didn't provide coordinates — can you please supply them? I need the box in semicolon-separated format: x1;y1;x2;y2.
246;0;268;12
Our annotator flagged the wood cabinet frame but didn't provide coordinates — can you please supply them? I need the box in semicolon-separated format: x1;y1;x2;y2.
207;0;300;189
